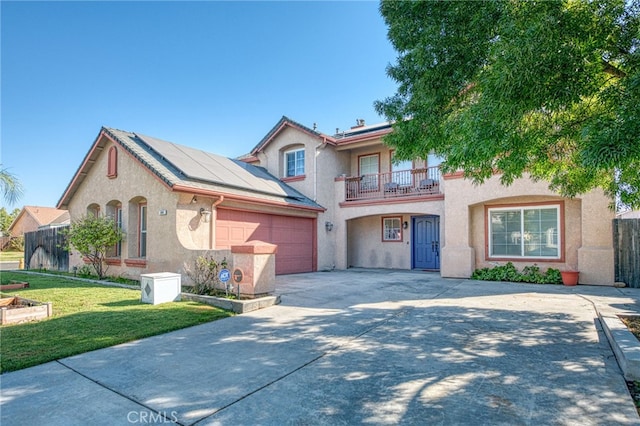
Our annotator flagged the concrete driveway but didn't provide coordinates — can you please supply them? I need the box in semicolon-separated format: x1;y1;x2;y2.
2;270;640;425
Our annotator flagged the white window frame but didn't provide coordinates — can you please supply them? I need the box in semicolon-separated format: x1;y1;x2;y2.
359;154;380;190
139;204;147;258
285;148;305;177
382;216;402;242
487;204;561;259
115;206;123;257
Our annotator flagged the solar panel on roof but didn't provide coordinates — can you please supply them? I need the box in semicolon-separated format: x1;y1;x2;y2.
135;133;302;199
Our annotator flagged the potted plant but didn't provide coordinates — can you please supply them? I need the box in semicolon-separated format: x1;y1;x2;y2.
561;269;579;286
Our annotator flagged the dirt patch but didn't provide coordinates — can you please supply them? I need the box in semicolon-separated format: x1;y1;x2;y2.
0;296;52;324
620;317;640;415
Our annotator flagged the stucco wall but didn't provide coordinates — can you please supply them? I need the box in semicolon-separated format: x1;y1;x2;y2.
66;138;232;280
441;174;615;285
347;215;412;269
10;214;39;237
254;126;352;272
333;174;446;270
468;196;581;272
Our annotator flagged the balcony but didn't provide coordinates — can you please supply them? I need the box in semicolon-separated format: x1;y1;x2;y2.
344;167;442;202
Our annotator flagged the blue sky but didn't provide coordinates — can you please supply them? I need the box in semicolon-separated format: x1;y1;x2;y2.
1;1;397;210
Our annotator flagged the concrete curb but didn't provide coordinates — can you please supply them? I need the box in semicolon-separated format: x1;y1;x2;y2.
0;261;20;270
180;292;280;314
599;311;640;381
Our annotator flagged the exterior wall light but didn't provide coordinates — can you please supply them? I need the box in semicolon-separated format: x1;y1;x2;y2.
325;221;334;231
403;221;409;229
200;208;212;223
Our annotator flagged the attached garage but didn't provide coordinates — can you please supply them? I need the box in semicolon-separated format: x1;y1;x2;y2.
216;209;316;274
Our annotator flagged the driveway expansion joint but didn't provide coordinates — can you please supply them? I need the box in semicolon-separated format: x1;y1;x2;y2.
56;360;187;426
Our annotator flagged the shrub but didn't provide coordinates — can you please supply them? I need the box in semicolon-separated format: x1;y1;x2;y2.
183;255;228;295
471;262;561;284
61;214;124;279
76;264;95;278
9;236;24;251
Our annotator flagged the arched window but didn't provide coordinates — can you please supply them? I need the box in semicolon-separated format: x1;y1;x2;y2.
107;146;118;178
107;201;123;257
87;204;100;217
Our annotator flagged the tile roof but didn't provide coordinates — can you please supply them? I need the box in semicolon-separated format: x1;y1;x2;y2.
8;206;70;234
23;206;70;226
58;127;324;212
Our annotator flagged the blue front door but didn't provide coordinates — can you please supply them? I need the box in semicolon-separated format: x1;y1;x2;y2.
413;215;440;270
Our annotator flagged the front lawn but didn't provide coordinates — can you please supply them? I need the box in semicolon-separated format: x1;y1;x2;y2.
0;272;233;373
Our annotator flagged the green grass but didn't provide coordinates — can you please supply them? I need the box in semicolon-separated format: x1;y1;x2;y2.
0;272;233;373
0;251;24;261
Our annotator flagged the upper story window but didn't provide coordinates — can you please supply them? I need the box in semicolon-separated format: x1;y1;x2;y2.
107;146;118;178
359;154;380;190
285;148;305;177
359;154;379;176
487;203;562;260
428;153;444;168
390;150;412;186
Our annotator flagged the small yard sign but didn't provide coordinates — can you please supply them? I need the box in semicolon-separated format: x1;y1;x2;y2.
218;268;230;283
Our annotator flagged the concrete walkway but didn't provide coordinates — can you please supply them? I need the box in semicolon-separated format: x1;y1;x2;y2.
2;270;640;425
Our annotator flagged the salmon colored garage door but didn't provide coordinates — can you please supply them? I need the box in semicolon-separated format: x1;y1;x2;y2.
215;209;316;275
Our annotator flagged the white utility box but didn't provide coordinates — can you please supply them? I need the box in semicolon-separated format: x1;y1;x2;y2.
140;272;181;305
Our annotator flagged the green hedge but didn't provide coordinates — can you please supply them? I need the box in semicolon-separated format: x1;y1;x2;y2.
471;262;562;284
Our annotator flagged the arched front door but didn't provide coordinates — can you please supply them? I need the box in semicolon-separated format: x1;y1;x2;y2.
413;215;440;270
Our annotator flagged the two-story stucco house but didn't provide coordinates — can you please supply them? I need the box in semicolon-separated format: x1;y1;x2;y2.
58;116;615;285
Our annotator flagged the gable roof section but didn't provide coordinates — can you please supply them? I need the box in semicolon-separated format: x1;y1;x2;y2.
25;206;70;226
249;116;336;156
8;206;70;234
57;127;324;212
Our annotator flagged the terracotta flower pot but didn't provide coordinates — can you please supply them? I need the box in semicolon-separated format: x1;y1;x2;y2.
561;271;579;286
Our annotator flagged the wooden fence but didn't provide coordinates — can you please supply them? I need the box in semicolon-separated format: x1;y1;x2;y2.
24;226;69;272
613;219;640;288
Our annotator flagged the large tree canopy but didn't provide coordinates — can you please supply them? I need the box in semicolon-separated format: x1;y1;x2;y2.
376;0;640;209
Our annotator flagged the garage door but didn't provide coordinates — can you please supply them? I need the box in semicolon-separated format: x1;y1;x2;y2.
216;209;315;274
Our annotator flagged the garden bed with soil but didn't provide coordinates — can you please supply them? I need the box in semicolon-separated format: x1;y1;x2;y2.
620;317;640;415
181;292;280;314
0;296;52;325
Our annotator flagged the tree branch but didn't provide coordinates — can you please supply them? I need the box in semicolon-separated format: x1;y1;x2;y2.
602;60;626;78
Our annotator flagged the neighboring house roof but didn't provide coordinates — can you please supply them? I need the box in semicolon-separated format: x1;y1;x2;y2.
57;127;324;212
8;206;70;235
249;116;337;156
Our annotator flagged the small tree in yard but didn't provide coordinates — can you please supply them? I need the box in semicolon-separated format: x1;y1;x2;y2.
62;215;124;279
